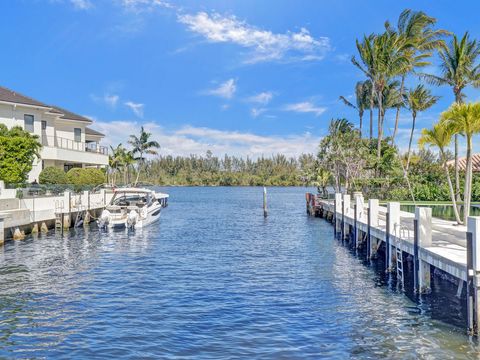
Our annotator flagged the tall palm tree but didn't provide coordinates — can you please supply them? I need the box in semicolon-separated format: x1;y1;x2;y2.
386;9;448;144
339;81;369;136
418;123;462;224
121;150;136;185
441;102;480;223
352;31;409;161
403;85;440;170
108;144;125;186
423;32;480;202
129;126;160;186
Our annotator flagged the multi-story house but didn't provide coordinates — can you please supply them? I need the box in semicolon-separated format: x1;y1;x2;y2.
0;86;109;182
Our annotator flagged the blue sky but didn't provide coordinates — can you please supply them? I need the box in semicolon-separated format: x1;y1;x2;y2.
2;0;480;157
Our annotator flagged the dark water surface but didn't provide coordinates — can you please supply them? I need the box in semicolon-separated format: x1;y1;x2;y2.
0;187;478;358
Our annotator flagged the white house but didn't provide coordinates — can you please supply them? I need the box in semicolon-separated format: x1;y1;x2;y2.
0;86;109;182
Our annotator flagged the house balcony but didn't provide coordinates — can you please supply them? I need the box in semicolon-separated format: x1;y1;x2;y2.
40;136;109;166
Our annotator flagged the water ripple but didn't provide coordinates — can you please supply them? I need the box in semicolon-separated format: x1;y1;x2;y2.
0;187;477;358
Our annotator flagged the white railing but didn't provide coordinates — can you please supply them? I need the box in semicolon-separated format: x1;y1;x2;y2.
42;136;108;155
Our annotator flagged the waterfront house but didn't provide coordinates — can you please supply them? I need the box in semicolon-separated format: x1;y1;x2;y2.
0;86;108;182
447;154;480;173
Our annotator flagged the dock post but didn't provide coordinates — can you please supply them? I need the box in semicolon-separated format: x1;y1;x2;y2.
355;195;364;249
353;203;357;250
334;193;342;239
467;217;480;336
415;207;432;293
263;187;268;218
342;194;351;242
368;199;379;259
386;202;400;271
0;217;4;245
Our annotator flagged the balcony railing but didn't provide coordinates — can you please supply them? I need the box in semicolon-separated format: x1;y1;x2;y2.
42;136;108;155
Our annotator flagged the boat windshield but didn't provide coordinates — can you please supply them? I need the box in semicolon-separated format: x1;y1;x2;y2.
111;192;151;207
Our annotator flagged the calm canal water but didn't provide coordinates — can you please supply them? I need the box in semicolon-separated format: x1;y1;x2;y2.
0;187;478;358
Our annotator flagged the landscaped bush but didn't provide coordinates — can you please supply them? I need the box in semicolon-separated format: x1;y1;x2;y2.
81;168;105;186
66;167;105;187
66;168;84;185
39;166;67;184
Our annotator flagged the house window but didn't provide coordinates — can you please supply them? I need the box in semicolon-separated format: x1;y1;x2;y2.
41;120;47;130
74;128;81;142
24;114;34;132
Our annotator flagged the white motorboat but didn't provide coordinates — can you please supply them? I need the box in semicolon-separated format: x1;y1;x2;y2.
98;188;169;229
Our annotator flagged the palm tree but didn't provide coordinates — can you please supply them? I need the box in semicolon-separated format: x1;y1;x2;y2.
311;167;332;198
418;123;462;224
423;32;480;202
352;31;409;161
339;81;369;135
129;126;160;186
121;150;136;185
386;9;447;144
403;85;440;170
441;102;480;223
108;144;125;186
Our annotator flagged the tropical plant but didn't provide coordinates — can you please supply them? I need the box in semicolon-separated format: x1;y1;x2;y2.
440;102;480;223
39;166;67;185
108;144;125;186
418;123;462;224
422;32;480;201
403;85;440;170
352;31;410;160
0;125;42;184
385;9;447;144
128;126;160;186
339;81;370;135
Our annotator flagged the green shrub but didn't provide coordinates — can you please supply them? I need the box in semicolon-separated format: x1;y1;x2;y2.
66;167;105;187
39;166;67;184
66;168;84;185
81;168;105;186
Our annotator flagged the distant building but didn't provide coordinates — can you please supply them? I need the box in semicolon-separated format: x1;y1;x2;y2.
0;86;108;182
446;154;480;173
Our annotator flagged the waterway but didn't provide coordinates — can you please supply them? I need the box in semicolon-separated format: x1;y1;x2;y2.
0;187;478;358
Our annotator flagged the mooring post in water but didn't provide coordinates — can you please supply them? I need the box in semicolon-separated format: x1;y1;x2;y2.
263;187;268;217
412;218;420;294
355;195;363;248
353;203;357;249
0;216;4;245
334;193;342;239
467;217;480;336
386;202;400;271
367;199;378;258
342;194;351;242
415;207;432;293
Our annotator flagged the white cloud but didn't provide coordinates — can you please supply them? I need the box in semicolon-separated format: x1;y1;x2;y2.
91;93;120;108
178;12;330;63
283;101;326;116
120;0;174;12
104;94;119;108
204;79;237;99
251;108;267;118
93;121;319;158
125;101;145;117
70;0;93;10
247;91;273;105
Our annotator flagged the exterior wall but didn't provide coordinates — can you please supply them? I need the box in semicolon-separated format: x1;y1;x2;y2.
55;120;86;143
0;102;108;183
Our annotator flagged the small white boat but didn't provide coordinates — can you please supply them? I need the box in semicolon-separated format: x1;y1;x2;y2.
98;188;169;229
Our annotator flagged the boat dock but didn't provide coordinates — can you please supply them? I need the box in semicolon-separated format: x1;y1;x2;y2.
0;188;114;242
306;192;480;336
